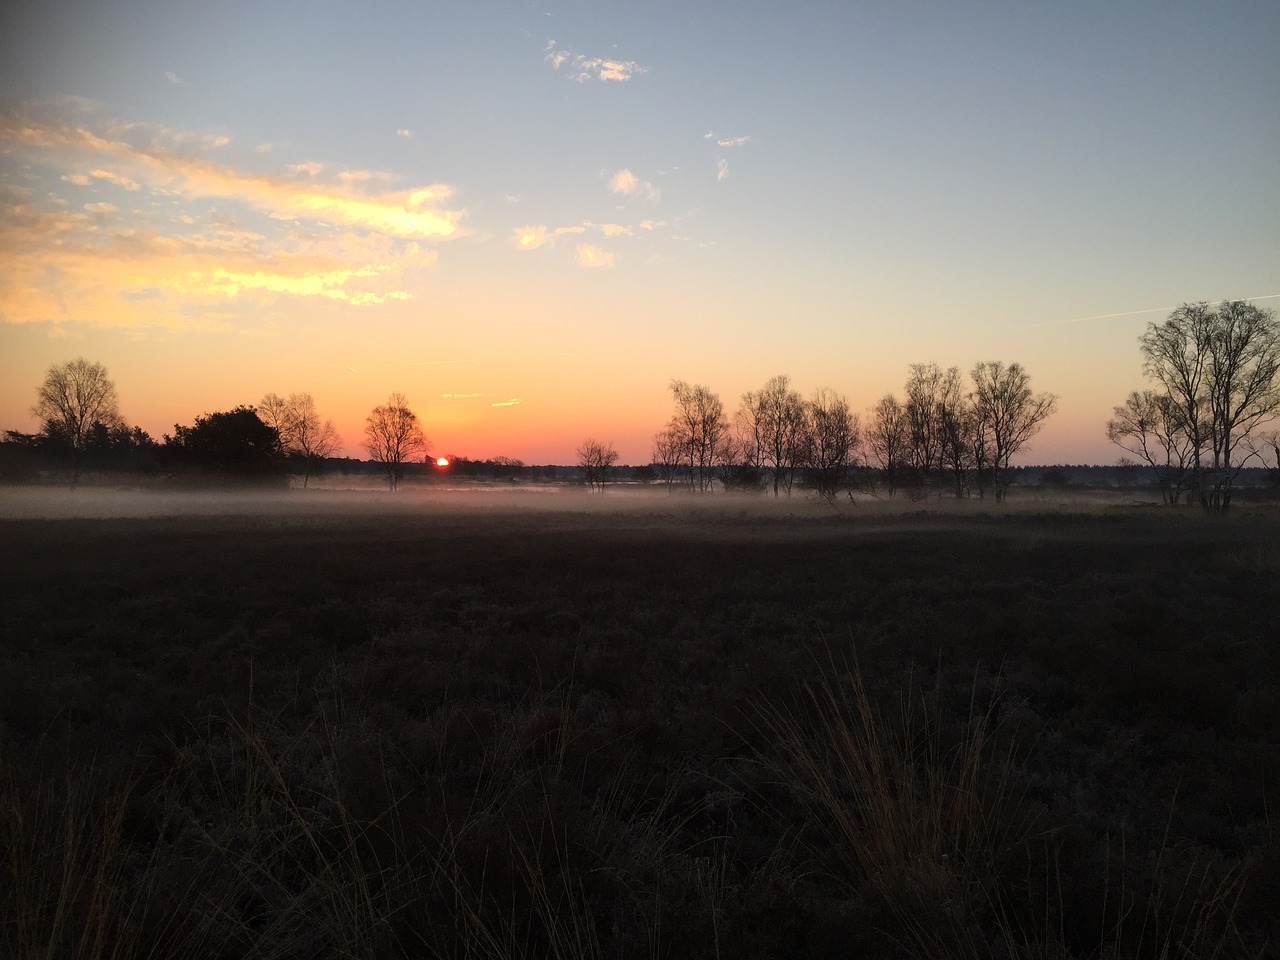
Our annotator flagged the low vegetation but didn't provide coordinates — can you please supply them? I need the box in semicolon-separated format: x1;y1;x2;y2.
2;492;1277;958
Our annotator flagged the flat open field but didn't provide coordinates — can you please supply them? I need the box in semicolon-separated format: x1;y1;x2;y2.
2;487;1278;958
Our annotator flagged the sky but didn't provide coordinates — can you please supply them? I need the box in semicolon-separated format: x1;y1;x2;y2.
1;1;1277;466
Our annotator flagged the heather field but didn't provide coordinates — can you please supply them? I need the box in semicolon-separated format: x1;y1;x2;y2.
2;488;1278;959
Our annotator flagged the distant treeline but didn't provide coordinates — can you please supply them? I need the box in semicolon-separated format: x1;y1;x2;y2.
3;426;1274;496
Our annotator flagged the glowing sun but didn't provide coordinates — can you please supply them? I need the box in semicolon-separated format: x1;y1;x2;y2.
436;457;450;467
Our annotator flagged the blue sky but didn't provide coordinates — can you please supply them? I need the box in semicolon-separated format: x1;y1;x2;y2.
2;1;1277;463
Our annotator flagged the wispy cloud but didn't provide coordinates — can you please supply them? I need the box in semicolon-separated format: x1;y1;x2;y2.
575;244;614;268
396;128;413;139
544;40;644;82
0;111;460;327
491;398;522;407
0;200;433;328
89;169;141;191
164;71;184;85
608;168;660;201
705;130;751;182
512;224;585;250
512;220;632;254
286;161;324;178
0;116;464;240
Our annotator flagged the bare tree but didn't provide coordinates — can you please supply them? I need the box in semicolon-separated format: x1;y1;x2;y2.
651;427;683;488
577;438;619;493
738;375;808;497
903;363;947;485
1106;390;1195;505
804;387;859;503
363;393;427;491
257;393;293;455
970;361;1057;502
867;394;910;497
33;358;122;485
260;392;341;488
667;380;730;492
1140;301;1280;511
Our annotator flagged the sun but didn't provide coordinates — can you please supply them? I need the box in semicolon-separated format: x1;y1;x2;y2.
435;457;450;467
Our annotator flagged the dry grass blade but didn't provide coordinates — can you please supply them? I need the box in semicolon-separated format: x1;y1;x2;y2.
751;653;1035;960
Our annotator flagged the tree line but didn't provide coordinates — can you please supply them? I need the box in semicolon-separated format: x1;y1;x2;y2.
644;361;1058;502
8;300;1277;508
5;359;430;490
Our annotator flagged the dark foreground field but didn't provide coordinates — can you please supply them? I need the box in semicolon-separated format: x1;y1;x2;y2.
2;488;1278;959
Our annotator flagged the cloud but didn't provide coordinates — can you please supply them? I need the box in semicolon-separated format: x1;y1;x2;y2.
287;161;324;178
0;117;463;240
164;71;184;85
608;168;660;201
396;128;413;139
511;223;585;250
89;169;141;191
491;398;522;407
638;219;666;231
254;142;274;153
0;112;460;327
443;393;488;399
544;40;644;82
598;222;631;237
706;132;750;183
0;203;434;327
575;244;614;268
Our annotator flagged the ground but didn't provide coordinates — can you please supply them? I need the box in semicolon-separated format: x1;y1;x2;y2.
2;485;1277;958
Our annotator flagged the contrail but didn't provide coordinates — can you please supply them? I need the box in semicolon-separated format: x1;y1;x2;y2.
1049;294;1280;325
346;359;478;373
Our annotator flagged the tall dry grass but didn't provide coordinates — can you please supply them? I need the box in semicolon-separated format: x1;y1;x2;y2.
1;661;1259;959
750;655;1256;959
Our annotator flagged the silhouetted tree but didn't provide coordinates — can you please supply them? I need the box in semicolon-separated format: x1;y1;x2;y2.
651;427;683;488
867;394;910;497
577;438;619;493
938;394;976;498
738;375;808;497
1138;301;1280;512
903;363;947;491
970;361;1057;502
1106;390;1195;505
32;358;122;485
165;406;282;482
364;393;427;491
259;392;340;488
804;387;859;503
667;380;730;492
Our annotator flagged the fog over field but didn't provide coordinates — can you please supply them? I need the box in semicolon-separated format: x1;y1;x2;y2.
0;480;1178;523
